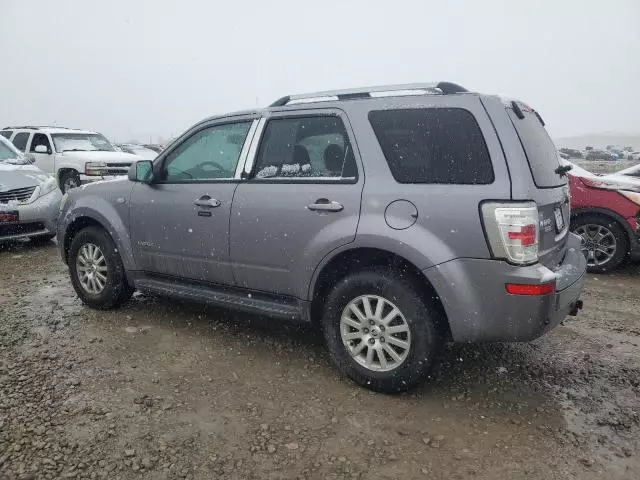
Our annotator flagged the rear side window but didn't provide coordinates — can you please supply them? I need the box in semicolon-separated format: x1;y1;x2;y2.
0;130;12;139
11;132;30;152
368;108;494;184
253;116;357;180
507;107;565;188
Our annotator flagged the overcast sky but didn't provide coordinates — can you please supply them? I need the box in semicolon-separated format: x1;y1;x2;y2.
2;0;639;142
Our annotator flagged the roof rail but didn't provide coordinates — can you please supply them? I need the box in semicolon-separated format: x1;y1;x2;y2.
270;81;468;107
2;126;40;130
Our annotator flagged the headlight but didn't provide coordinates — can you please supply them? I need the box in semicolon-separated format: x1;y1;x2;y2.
85;162;107;175
38;177;59;197
620;190;640;206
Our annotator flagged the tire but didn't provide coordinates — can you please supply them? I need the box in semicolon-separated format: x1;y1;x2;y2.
68;226;133;309
29;233;56;244
321;268;442;393
571;214;629;274
59;171;81;193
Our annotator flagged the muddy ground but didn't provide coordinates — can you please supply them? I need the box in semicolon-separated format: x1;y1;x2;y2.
0;242;638;480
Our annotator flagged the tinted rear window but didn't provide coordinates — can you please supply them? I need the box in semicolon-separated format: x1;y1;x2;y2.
368;108;494;184
507;108;565;188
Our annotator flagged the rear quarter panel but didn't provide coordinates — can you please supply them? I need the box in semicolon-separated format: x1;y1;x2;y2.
339;95;511;268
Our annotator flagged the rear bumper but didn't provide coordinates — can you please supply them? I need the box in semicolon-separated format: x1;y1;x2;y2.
423;233;587;342
0;189;62;241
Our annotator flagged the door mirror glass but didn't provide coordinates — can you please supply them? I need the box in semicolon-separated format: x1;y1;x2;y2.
129;160;153;183
34;145;49;154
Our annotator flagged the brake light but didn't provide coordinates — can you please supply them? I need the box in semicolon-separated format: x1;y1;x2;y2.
507;224;537;246
481;202;539;265
506;282;555;296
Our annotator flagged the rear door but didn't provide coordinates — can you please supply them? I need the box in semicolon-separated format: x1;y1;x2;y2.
505;102;570;269
229;110;364;299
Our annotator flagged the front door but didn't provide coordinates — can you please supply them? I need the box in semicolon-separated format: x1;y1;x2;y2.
230;111;364;299
130;119;255;285
28;133;55;174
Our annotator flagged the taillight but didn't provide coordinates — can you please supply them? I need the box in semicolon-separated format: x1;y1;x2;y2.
481;202;539;265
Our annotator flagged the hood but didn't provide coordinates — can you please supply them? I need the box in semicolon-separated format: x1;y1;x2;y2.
602;173;640;188
60;150;143;164
0;163;50;190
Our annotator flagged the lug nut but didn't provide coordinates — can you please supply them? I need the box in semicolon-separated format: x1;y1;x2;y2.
379;325;385;331
369;319;375;325
380;337;385;343
363;328;369;334
368;338;375;345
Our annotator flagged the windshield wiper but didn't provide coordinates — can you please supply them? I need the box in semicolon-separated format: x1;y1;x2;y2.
62;148;88;152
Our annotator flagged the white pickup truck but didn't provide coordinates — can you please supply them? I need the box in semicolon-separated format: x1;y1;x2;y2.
1;126;142;192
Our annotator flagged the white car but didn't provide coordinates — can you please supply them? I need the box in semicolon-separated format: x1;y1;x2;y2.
1;126;143;193
116;144;158;160
0;136;62;243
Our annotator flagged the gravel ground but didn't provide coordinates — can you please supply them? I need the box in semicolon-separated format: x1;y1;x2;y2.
0;242;638;480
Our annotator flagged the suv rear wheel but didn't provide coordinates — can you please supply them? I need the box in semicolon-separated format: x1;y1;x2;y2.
572;214;629;273
322;268;441;393
68;226;133;309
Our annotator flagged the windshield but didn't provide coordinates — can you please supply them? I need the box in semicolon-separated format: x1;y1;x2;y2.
51;133;115;152
0;137;27;164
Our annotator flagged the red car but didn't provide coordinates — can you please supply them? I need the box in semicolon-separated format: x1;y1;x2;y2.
564;161;640;272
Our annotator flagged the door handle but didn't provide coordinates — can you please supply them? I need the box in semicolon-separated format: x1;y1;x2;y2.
194;196;221;208
307;199;344;212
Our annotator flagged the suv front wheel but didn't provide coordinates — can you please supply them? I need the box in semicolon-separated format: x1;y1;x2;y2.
68;226;133;309
322;268;441;393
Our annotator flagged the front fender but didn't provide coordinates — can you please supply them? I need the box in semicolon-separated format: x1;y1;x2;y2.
59;192;136;272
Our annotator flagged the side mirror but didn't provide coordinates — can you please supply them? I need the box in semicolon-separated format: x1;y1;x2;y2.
34;145;51;154
128;160;154;183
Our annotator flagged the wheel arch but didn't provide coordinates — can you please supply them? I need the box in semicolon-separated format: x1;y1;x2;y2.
570;207;635;249
309;247;452;340
62;216;109;264
57;168;80;189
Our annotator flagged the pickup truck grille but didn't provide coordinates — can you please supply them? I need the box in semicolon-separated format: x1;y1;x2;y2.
0;186;37;204
105;163;132;175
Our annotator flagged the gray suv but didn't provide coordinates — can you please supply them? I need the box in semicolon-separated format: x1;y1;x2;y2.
57;82;587;392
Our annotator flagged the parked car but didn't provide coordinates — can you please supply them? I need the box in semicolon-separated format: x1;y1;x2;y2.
115;144;158;160
1;126;143;193
603;163;640;187
585;149;616;161
58;82;586;393
559;148;583;159
563;160;640;272
142;144;165;153
0;135;62;243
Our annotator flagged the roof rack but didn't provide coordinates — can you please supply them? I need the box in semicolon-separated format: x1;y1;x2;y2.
2;126;41;130
270;82;468;107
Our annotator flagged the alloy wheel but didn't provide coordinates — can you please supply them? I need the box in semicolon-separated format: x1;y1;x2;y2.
340;295;411;372
76;243;108;294
575;224;617;267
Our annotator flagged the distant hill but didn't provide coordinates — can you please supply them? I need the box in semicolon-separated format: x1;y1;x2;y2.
554;133;640;151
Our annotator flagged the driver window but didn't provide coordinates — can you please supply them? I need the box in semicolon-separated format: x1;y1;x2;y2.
30;133;52;153
163;121;251;181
